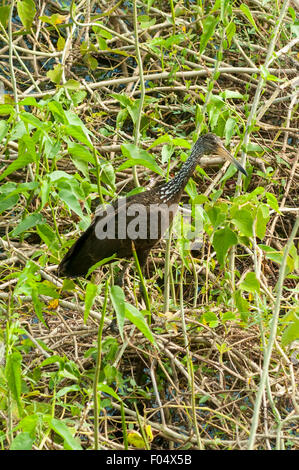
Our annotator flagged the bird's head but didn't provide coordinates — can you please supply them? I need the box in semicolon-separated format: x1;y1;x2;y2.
195;133;248;177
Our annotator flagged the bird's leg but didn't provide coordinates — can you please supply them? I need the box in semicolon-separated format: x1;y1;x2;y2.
106;262;131;333
136;250;152;319
114;261;131;287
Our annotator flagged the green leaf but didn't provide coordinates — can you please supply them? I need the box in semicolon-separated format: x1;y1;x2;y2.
65;124;92;148
213;227;238;266
84;283;98;323
281;314;299;347
128;430;146;449
58;188;84;218
224;117;236;144
86;255;117;277
98;383;121;401
17;0;36;30
5;351;23;415
258;244;283;265
0;193;19;214
232;209;254;237
110;285;126;340
57;36;65;51
266;192;280;213
49;418;82;450
62;79;80;90
221;90;244;100
47;64;63;84
56;385;81;397
11;213;44;237
0;153;35;182
202;311;218;328
255;204;269;239
119;144;163;175
240;272;260;294
234;289;250;322
200;15;219;54
10;432;35;450
240;3;258;31
225;20;236;47
0;120;9;143
0;5;11;28
206;205;227;229
31;286;46;326
125;304;155;345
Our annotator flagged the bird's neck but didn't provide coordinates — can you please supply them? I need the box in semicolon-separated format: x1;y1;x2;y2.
158;145;202;203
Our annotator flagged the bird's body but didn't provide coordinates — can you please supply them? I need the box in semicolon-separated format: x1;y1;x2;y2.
58;133;247;279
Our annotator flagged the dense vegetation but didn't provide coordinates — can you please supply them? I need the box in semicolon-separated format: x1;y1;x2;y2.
0;0;298;450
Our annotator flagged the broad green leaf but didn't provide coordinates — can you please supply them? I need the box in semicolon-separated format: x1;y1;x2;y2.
17;0;36;30
200;15;219;54
58;188;84;218
0;153;35;182
225;20;236;47
84;283;98;323
202;311;219;328
40;179;51;209
206;206;227;229
39;14;66;26
148;134;172;148
0;5;10;28
119;144;163;175
221;90;244;100
11;213;43;237
93;25;113;40
213;227;238;266
111;93;133;108
281;314;299;347
98;383;121;401
138;14;156;28
224;117;236;144
240;3;258;30
57;36;65;51
125;304;155;345
86;255;117;277
49;418;82;450
48;100;67;123
116;108;128;129
266;192;280;213
65;124;92;148
255;204;269;239
47;64;63;84
0;104;14;115
10;432;34;450
40;355;65;367
5;351;22;415
31;286;46;326
62;79;80;90
18;414;39;434
0;194;18;214
240;272;260;294
234;289;250;322
0;120;8;143
56;385;81;397
110;285;126;340
232;209;254;237
127;431;146;449
258;244;283;265
49;170;73;182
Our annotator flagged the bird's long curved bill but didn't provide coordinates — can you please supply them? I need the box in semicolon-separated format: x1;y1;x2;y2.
216;144;248;177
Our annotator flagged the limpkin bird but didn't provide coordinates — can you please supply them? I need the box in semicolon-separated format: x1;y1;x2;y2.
58;133;247;281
